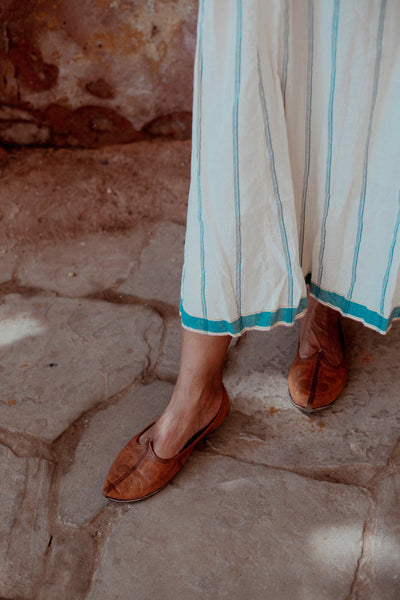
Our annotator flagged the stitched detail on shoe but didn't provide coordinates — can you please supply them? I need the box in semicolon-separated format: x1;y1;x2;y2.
107;443;149;490
306;350;322;411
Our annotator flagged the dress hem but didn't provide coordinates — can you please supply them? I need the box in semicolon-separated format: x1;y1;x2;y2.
180;278;400;336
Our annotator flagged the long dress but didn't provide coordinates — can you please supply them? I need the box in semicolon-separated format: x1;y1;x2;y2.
180;0;400;336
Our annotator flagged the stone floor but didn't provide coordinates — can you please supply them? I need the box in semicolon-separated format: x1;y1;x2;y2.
0;141;399;600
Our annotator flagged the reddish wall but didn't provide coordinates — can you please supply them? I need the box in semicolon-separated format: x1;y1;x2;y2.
0;0;198;147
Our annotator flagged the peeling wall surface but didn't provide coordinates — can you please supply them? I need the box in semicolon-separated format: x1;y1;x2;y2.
0;0;198;147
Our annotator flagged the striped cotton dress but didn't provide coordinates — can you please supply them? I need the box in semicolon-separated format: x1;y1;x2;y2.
180;0;400;336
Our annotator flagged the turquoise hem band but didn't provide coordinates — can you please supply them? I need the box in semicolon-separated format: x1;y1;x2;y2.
181;278;400;335
308;280;400;333
180;298;307;336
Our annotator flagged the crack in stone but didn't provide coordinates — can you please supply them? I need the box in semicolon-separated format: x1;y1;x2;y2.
358;433;400;493
127;225;149;276
0;281;49;298
387;433;400;468
5;385;122;482
7;459;30;556
204;443;371;489
34;458;95;599
83;502;131;597
87;288;178;318
151;312;181;385
0;279;180;332
141;322;160;382
346;490;377;600
0;427;55;462
0;279;180;320
141;312;170;384
7;457;54;599
52;376;151;473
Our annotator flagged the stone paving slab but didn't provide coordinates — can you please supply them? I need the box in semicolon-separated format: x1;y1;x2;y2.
15;230;146;297
87;453;369;600
118;220;185;306
0;294;163;441
221;319;400;485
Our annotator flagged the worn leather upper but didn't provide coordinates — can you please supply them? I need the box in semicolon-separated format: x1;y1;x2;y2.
103;388;231;502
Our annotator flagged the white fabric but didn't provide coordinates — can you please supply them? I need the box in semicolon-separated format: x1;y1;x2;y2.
180;0;400;336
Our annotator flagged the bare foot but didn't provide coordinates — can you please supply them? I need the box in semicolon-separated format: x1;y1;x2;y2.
299;292;344;366
139;378;224;459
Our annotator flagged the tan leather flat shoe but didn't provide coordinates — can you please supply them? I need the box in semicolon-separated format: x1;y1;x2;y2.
288;321;348;413
103;388;231;502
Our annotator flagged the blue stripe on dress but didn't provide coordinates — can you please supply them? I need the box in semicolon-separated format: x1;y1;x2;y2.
196;0;207;320
348;0;386;299
257;49;294;308
299;0;314;266
317;0;340;285
233;0;243;316
380;190;400;314
281;0;290;107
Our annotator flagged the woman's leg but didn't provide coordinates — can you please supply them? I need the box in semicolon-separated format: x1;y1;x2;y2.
148;290;343;458
152;291;344;456
139;329;231;459
103;329;231;501
149;294;343;452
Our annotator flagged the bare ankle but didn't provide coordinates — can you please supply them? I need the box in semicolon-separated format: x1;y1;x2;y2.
175;371;223;399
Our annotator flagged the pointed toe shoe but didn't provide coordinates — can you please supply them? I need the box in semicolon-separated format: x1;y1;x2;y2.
103;388;231;502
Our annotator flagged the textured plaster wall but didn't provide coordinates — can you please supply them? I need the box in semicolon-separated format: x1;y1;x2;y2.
0;0;198;147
